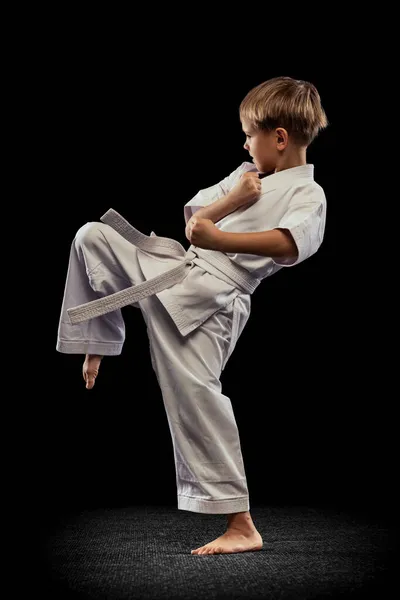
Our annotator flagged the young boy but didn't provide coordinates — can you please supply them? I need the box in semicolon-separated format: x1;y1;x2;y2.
56;76;328;555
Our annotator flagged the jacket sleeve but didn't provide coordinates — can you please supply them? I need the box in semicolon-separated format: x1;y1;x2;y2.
183;162;256;224
272;184;327;267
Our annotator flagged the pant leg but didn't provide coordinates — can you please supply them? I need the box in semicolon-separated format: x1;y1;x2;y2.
56;221;146;355
140;292;251;515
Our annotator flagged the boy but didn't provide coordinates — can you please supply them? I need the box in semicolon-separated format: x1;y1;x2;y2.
56;76;328;555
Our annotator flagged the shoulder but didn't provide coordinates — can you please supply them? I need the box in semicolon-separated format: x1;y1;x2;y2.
311;181;326;201
291;180;326;207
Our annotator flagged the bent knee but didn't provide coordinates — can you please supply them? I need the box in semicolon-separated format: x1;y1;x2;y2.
74;222;111;252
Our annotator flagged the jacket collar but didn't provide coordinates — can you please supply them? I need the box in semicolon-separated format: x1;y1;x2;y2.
260;164;314;193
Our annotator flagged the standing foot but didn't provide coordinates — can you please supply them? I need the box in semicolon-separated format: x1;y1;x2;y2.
191;510;263;555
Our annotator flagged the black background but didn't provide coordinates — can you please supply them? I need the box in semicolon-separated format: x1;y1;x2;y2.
28;22;393;533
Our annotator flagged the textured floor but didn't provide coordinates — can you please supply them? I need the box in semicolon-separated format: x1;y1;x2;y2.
39;505;393;599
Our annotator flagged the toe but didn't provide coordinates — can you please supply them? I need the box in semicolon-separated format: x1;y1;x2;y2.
86;377;94;389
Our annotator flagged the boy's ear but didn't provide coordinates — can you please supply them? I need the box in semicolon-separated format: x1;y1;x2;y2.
276;127;288;148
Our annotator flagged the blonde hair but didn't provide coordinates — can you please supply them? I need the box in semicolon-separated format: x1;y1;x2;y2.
239;76;328;146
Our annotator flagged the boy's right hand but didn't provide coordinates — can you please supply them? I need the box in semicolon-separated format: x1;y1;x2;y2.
229;172;262;207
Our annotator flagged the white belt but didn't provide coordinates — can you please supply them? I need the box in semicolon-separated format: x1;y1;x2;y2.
67;209;260;325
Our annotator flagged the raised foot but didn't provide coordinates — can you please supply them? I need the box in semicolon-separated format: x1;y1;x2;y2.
191;529;263;555
83;354;103;389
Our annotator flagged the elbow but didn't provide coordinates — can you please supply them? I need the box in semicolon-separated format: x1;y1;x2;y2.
276;228;298;259
274;246;298;261
286;239;299;260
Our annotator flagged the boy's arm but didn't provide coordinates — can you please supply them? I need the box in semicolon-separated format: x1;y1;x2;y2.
185;192;244;243
191;190;243;224
184;162;257;225
191;186;326;265
214;190;325;264
185;170;261;245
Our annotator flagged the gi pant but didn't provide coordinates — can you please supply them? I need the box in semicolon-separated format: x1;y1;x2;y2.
57;221;251;514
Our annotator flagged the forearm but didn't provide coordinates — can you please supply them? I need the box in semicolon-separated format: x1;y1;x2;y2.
193;191;242;224
215;228;298;258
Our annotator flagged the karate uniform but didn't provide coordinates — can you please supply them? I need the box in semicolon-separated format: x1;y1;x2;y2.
56;162;326;514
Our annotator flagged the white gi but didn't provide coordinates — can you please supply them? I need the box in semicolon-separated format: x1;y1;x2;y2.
56;162;326;515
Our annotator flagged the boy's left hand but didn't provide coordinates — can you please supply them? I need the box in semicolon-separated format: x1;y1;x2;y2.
185;217;221;250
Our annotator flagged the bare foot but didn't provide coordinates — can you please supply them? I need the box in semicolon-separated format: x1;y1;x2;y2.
83;354;103;389
191;512;263;555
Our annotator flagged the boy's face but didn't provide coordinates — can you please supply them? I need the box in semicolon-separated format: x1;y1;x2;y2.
241;118;280;174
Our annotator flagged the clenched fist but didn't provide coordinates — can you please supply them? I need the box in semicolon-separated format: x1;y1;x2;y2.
185;216;222;250
230;171;262;207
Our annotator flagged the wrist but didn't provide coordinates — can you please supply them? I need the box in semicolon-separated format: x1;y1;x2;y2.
214;228;228;251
